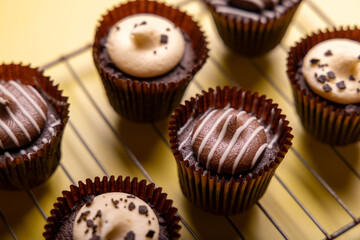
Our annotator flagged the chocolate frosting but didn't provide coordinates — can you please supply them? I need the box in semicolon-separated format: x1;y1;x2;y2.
229;0;280;12
192;109;267;174
0;80;47;150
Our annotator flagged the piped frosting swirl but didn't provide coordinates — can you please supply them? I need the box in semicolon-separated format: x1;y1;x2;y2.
191;108;267;174
0;80;47;150
73;192;160;240
106;13;185;78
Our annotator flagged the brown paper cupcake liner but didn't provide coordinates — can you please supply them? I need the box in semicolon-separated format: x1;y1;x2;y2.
43;176;181;239
93;0;209;122
287;26;360;145
203;0;302;56
169;86;293;215
0;63;69;190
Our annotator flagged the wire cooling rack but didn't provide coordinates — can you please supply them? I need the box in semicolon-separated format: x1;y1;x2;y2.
0;0;359;239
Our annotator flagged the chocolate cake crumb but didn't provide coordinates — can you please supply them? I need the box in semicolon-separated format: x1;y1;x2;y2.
327;71;335;79
336;81;346;89
323;84;332;92
125;231;135;240
111;198;119;208
160;34;168;44
139;205;148;215
324;50;332;56
129;202;135;211
317;75;327;83
349;75;355;81
310;58;320;64
146;230;155;238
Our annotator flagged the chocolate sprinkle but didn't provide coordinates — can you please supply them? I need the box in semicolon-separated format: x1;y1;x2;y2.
336;81;346;89
139;205;148;215
324;50;332;56
111;198;119;208
310;58;320;64
160;34;168;44
140;21;147;25
93;210;102;220
327;71;336;79
125;231;135;240
129;202;135;211
317;75;327;84
77;211;90;223
146;230;155;238
349;75;355;81
86;219;95;228
127;195;135;198
323;84;332;92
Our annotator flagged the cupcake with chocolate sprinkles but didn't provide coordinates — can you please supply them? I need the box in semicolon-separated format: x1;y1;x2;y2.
287;26;360;145
0;63;69;190
93;0;208;122
43;176;181;240
169;86;293;215
203;0;302;56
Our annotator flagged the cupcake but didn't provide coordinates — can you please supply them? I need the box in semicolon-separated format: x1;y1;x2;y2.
203;0;302;56
0;64;69;190
93;0;209;122
287;26;360;145
169;86;293;215
43;176;181;240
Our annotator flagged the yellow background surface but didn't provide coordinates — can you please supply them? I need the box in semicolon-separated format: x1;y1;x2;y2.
0;0;359;239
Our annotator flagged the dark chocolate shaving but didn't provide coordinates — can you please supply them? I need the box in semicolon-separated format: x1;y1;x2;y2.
127;195;135;198
86;219;95;228
327;71;335;79
357;88;360;93
93;210;102;220
129;202;135;211
125;231;135;240
166;28;170;32
317;75;327;84
148;220;151;225
146;230;155;238
111;198;119;208
349;75;355;81
134;23;138;28
336;81;346;89
318;64;328;68
153;50;157;55
140;21;147;25
323;84;332;92
310;58;320;64
116;26;120;31
324;50;332;56
84;195;94;207
77;210;90;223
160;34;168;44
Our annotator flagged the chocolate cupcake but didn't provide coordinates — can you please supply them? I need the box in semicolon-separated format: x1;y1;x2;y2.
203;0;302;56
0;64;69;190
93;0;208;122
169;86;293;215
287;26;360;145
43;176;181;240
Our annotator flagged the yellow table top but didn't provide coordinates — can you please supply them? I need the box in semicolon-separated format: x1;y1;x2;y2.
0;0;360;239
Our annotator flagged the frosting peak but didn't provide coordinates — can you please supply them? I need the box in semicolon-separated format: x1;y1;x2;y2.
106;14;185;78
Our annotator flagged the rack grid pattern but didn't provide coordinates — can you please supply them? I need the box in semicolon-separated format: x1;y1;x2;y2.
0;0;359;239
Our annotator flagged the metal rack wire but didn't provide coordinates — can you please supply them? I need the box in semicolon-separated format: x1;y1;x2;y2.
0;0;359;239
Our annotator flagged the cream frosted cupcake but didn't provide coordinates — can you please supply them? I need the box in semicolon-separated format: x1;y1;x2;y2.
169;86;293;215
44;176;181;239
93;0;208;122
287;26;360;145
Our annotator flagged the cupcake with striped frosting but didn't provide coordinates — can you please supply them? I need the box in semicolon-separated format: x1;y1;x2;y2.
169;86;293;215
0;64;69;190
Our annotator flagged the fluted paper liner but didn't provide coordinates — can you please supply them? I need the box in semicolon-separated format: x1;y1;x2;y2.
287;26;360;145
43;176;181;239
93;0;209;122
203;0;301;56
0;64;69;190
169;86;293;215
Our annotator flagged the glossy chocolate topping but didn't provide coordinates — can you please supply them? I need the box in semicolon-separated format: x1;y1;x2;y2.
0;80;47;150
192;109;267;174
229;0;280;12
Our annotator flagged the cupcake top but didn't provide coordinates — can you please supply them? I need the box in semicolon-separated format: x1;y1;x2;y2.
73;192;160;240
192;108;267;174
302;38;360;104
106;14;185;78
0;80;47;150
206;0;299;21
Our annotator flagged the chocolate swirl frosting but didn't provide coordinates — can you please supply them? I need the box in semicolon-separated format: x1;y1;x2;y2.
0;80;47;150
229;0;281;12
192;108;267;174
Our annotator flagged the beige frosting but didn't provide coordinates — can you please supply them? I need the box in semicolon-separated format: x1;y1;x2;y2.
106;13;185;78
73;192;160;240
302;38;360;104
